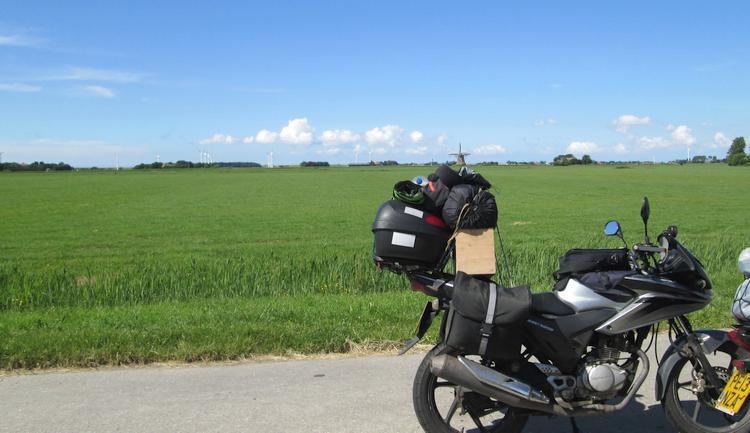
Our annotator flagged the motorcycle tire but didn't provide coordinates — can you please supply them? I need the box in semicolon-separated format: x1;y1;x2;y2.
412;343;528;433
662;342;750;433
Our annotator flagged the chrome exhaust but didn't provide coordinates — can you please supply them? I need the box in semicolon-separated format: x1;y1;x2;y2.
430;354;565;415
429;349;649;417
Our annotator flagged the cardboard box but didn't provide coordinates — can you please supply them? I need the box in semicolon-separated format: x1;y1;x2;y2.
455;228;496;276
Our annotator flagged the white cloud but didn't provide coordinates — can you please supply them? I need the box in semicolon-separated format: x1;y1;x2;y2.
406;146;429;155
473;144;508;155
255;129;279;144
365;124;404;147
436;133;449;146
83;85;116;98
534;118;558;127
0;34;43;47
51;67;145;83
712;132;730;149
279;117;314;145
242;136;254;144
566;141;601;154
639;136;670;149
320;129;360;145
200;133;235;145
613;114;651;133
0;83;41;92
614;143;628;154
668;124;696;146
409;130;424;143
372;147;387;155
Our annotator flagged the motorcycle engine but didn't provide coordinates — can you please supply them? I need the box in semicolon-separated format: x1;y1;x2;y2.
578;362;628;398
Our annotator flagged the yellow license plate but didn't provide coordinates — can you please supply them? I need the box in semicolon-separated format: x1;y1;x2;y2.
716;370;750;415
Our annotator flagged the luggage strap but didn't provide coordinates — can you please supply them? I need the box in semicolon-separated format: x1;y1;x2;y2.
478;283;497;357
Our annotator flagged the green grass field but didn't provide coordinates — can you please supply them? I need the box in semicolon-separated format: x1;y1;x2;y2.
1;164;748;369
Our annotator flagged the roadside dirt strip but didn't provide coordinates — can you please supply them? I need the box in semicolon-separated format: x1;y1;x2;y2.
2;337;675;433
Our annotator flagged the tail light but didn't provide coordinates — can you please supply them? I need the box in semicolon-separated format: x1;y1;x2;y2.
728;329;750;352
425;215;448;229
410;279;429;293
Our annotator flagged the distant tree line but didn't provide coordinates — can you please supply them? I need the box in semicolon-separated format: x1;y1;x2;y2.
552;154;595;166
133;161;262;169
1;161;73;172
300;161;330;167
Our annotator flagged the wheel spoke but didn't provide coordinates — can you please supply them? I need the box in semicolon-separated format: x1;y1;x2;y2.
692;401;702;421
444;397;459;424
434;380;455;388
468;412;487;432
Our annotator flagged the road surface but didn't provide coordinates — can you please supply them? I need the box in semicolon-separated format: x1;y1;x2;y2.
1;337;677;433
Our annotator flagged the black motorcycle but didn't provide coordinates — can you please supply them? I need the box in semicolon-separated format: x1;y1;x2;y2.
375;198;750;433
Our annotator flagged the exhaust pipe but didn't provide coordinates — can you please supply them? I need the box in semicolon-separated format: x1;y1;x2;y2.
430;349;650;417
430;355;565;415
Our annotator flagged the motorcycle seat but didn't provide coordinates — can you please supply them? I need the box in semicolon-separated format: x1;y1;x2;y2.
531;292;576;316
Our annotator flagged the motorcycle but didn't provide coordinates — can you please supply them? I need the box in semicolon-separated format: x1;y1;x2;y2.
392;198;750;433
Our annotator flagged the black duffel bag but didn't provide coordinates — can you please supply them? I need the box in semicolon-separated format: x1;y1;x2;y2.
445;272;531;361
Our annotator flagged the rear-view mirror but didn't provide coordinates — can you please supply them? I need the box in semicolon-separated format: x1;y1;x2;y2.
604;220;621;237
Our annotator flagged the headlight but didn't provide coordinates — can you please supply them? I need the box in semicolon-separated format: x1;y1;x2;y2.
658;236;670;263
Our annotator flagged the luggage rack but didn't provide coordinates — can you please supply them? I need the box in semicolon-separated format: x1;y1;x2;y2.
373;239;455;275
373;242;456;299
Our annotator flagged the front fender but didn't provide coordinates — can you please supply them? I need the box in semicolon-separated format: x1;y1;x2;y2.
654;329;730;401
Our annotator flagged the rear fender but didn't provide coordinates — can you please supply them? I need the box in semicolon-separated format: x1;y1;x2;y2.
654;329;729;401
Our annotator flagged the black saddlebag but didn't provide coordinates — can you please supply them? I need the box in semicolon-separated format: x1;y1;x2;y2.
554;248;630;280
445;272;531;361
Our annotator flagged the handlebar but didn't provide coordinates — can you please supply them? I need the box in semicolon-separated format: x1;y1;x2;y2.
633;244;667;254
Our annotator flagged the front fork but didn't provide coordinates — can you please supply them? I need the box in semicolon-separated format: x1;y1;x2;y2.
672;316;726;392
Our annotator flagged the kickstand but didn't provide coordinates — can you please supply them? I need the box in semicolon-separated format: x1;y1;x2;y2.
570;417;582;433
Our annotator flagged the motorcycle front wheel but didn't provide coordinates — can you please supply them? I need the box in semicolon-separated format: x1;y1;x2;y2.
412;343;528;433
662;342;750;433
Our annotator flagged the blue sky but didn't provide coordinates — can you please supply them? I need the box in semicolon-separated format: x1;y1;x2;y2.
1;1;748;166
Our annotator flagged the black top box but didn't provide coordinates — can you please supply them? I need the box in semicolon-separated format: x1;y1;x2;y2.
372;200;451;268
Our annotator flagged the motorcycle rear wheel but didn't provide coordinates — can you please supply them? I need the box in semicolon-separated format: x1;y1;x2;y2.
412;343;528;433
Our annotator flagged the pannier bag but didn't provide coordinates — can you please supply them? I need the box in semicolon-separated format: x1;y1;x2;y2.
732;279;750;322
445;272;531;361
554;248;630;280
372;200;451;267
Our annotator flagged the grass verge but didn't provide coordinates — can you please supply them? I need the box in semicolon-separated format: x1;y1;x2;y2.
0;291;440;370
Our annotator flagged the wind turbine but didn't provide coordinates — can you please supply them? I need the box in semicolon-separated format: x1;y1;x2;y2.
267;152;274;168
354;146;360;164
0;152;4;164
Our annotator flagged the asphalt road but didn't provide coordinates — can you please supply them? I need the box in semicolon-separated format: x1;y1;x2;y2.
1;337;677;433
